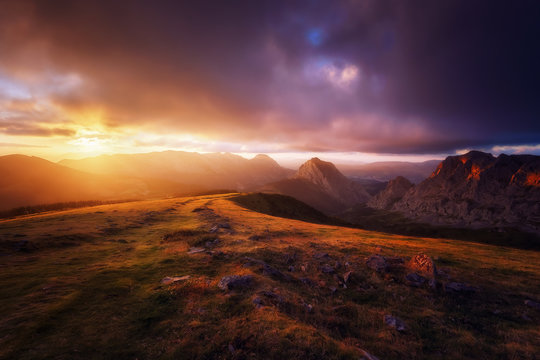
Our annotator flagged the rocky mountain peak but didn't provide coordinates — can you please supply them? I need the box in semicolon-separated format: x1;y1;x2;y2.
292;158;371;207
294;157;346;186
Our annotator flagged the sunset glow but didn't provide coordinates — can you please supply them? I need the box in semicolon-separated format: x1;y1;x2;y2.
0;1;539;164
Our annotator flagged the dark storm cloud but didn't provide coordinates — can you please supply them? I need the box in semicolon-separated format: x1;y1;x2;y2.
0;0;539;153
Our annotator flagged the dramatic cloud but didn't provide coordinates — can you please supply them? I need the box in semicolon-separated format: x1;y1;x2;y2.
0;0;539;157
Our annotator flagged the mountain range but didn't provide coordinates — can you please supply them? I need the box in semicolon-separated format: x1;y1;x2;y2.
2;149;539;235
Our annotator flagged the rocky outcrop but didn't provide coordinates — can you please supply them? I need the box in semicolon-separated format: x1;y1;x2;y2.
369;151;540;233
368;176;413;210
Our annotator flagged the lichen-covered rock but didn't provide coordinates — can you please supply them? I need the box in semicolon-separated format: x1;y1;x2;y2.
218;275;254;291
366;254;387;272
407;254;437;288
383;314;407;331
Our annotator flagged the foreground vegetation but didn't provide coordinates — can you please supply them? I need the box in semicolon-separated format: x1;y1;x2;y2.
0;193;538;359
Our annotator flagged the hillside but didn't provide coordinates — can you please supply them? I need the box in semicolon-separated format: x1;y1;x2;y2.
261;158;371;214
0;154;205;211
60;151;294;191
0;194;538;359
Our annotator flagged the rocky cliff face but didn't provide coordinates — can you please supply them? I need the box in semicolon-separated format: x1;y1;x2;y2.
368;176;413;210
294;158;371;206
373;151;540;233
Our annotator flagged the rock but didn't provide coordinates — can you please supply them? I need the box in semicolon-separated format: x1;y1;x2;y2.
285;253;297;264
288;265;295;272
260;290;284;304
252;297;264;309
210;223;231;233
407;254;437;288
161;275;190;285
444;282;478;294
218;275;254;291
366;254;387;272
248;234;267;241
300;277;317;287
192;207;206;212
188;247;206;254
329;286;337;294
358;348;380;360
524;299;540;310
314;252;329;259
405;272;427;287
343;271;353;283
321;264;335;274
244;257;290;281
383;314;407;332
304;303;313;312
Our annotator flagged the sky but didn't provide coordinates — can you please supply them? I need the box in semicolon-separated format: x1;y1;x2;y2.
0;0;539;166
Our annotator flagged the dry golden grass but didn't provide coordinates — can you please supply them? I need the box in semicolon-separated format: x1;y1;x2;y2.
0;193;538;359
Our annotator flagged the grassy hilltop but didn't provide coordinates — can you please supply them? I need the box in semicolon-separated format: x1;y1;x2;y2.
0;193;539;359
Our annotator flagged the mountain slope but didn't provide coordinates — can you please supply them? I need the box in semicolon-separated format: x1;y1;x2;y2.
60;151;293;191
371;151;540;233
0;154;207;211
261;158;371;214
368;176;413;210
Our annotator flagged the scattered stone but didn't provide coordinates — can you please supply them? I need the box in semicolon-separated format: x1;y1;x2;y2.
210;223;231;233
313;252;329;259
300;264;307;272
405;272;427;287
288;265;295;272
228;344;235;354
329;286;337;294
304;303;313;312
383;314;407;332
358;348;380;360
300;277;317;287
366;254;387;272
260;290;284;304
444;282;478;294
248;234;267;241
343;271;353;283
161;275;190;285
188;247;206;254
252;297;264;309
192;207;206;212
285;253;297;264
321;264;335;274
204;238;220;247
14;240;36;252
218;275;254;291
524;299;540;310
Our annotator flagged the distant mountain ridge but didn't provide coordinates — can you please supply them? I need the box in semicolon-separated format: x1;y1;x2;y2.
261;157;371;214
339;160;441;183
60;151;293;191
369;151;540;233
